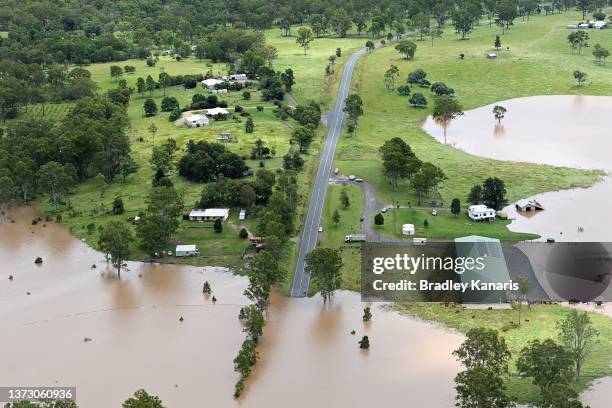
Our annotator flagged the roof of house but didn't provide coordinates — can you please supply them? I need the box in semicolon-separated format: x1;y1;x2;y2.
516;198;533;208
176;244;197;252
468;204;494;212
201;78;223;87
190;208;229;217
186;114;207;122
206;107;230;116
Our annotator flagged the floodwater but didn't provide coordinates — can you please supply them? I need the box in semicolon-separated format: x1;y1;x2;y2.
0;207;464;408
422;95;612;241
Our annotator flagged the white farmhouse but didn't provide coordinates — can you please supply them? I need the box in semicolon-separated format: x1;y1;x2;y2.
229;73;248;83
176;245;199;257
189;208;230;221
184;113;209;127
467;205;496;222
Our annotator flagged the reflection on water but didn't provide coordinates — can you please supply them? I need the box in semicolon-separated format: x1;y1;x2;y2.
423;95;612;170
422;95;612;241
0;208;464;408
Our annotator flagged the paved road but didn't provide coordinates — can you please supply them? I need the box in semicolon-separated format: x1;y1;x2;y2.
290;48;368;297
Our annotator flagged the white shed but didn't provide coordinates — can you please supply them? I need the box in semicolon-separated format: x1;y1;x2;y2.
402;224;415;236
176;245;199;257
185;114;209;127
239;209;247;220
206;107;230;116
201;78;224;88
229;74;248;82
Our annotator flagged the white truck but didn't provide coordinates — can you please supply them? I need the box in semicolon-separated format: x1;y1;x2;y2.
345;234;366;243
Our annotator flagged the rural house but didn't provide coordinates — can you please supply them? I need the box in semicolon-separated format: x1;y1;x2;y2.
467;205;496;222
515;199;544;212
184;114;209;127
189;208;230;221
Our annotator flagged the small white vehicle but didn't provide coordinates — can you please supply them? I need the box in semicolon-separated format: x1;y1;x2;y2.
348;175;356;181
431;209;438;216
381;208;388;213
334;168;339;175
355;178;363;183
318;226;323;233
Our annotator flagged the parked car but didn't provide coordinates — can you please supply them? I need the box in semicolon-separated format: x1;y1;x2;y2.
431;209;437;216
355;178;363;183
318;226;323;233
348;175;356;181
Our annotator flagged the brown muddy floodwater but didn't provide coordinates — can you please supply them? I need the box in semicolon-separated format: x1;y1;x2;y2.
422;95;612;241
0;207;464;408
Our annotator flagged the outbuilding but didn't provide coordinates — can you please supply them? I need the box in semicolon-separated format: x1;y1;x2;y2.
402;224;415;236
201;78;224;88
468;205;496;222
184;113;209;127
239;209;247;220
189;208;230;221
206;107;230;117
176;245;199;257
515;198;544;212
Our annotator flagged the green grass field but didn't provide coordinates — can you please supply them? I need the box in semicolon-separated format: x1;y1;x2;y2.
396;302;612;403
336;11;606;211
375;207;538;241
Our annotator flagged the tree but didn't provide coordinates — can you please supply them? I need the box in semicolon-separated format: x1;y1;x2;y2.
407;69;428;86
143;98;157;116
329;208;340;226
363;307;372;321
110;65;123;81
365;40;375;51
240;304;265;342
305;247;343;302
122;389;165;408
430;82;455;96
413;13;430;41
161;96;179;112
557;310;599;381
411;162;446;204
98;221;133;278
573;70;587;86
494;35;502;50
576;0;593;20
467;185;483;204
453;328;513;408
593;43;610;65
340;190;350;208
409;93;427;107
568;31;589;55
395;40;417;59
214;218;223;233
14;159;35;202
136;185;184;255
242;91;251;100
239;228;249;239
496;1;518;34
112;196;125;214
452;8;478;40
145;75;156;95
379;137;421;188
38;162;74;208
233;338;258;377
136;77;146;95
245;117;254;133
359;335;370;349
397;84;411;96
329;9;352;38
482;177;507;210
296;27;315;55
517;338;574;396
281;68;295;92
451;198;461;216
514;276;531;326
292;126;315;152
343;94;364;131
432;96;464;143
493;105;507;123
429;28;443;47
383;65;400;91
374;212;384;225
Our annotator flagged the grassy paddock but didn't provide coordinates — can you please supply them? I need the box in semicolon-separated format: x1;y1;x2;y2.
396;302;612;403
375;208;537;241
336;11;607;210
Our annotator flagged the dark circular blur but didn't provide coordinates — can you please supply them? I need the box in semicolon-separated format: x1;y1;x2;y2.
545;242;612;302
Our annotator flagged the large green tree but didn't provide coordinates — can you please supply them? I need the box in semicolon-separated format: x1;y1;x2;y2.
432;96;464;143
557;310;599;381
305;247;343;302
98;221;133;278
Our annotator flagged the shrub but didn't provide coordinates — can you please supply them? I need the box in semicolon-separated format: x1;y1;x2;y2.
214;219;223;233
239;228;249;239
256;105;264;112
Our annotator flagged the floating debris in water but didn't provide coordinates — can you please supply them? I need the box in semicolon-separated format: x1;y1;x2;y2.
34;257;43;264
212;296;217;303
8;275;13;281
179;316;184;322
350;330;356;335
91;264;96;269
26;292;31;295
83;337;92;342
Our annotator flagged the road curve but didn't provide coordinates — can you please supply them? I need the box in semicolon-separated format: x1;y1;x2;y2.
290;48;367;297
